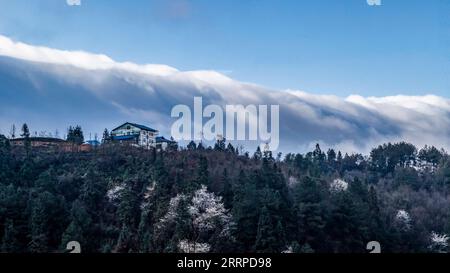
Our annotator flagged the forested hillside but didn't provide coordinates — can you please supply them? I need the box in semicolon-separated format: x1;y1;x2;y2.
1;135;449;253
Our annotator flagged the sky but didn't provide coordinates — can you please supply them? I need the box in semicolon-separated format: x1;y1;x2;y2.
0;0;449;154
0;0;449;97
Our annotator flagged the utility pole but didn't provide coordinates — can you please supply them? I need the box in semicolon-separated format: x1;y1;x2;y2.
10;124;16;139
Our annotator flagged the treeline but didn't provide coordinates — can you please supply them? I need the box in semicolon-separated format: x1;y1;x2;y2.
0;134;449;253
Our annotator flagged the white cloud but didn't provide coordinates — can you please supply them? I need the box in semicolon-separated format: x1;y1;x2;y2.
0;34;449;154
66;0;81;6
367;0;381;6
0;35;178;76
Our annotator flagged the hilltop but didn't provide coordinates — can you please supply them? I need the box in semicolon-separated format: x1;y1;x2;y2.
1;137;450;253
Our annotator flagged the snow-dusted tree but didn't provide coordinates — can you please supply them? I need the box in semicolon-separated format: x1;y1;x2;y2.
395;210;412;230
153;194;188;252
185;185;233;252
429;232;449;253
178;240;210;253
106;185;124;202
155;186;233;253
188;185;231;234
330;179;348;193
156;194;186;229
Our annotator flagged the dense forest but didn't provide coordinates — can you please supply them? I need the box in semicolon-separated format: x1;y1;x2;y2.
1;127;450;253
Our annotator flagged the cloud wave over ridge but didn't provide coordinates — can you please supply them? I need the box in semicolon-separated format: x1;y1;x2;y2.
0;35;449;154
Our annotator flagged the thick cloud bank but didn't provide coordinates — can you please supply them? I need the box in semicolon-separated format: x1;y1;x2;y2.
0;35;449;154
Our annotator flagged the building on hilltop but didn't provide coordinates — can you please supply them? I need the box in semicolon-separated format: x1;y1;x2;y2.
111;122;175;150
85;139;101;147
8;122;177;152
155;136;176;151
10;137;94;152
10;137;68;148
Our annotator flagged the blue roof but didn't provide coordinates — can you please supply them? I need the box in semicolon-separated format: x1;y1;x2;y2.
156;136;175;143
86;140;101;146
112;122;158;133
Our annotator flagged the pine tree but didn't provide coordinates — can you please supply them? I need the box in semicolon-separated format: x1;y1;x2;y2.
196;156;209;187
153;156;171;199
21;123;31;154
60;200;90;251
254;206;284;252
214;137;226;151
28;191;66;253
232;170;258;251
20;123;30;138
326;190;368;253
366;186;384;243
253;146;262;161
226;143;235;153
81;169;107;215
327;149;336;162
137;209;153;252
116;224;132;252
61;221;83;252
67;125;84;145
1;219;19;252
334;152;343;174
101;128;110;144
293;176;326;252
327;149;337;171
28;194;50;253
313;143;325;164
187;141;197;150
220;168;233;209
117;182;140;227
173;197;193;251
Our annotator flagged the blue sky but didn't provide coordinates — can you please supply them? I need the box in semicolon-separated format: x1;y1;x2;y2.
0;0;449;97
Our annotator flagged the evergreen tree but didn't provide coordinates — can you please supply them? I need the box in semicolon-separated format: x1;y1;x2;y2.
195;156;209;187
313;143;325;163
81;169;107;215
253;146;262;161
232;170;258;251
197;142;205;150
293;176;326;252
254;206;283;252
326;190;368;253
0;136;448;254
418;145;443;167
137;210;153;253
367;186;384;242
327;149;336;162
67;125;84;145
226;143;235;153
21;123;31;153
116;224;132;252
1;219;19;252
28;193;51;253
20;123;30;138
60;200;91;251
101;128;111;144
220;168;233;209
214;137;226;151
172;196;194;251
187;141;197;150
117;182;140;227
